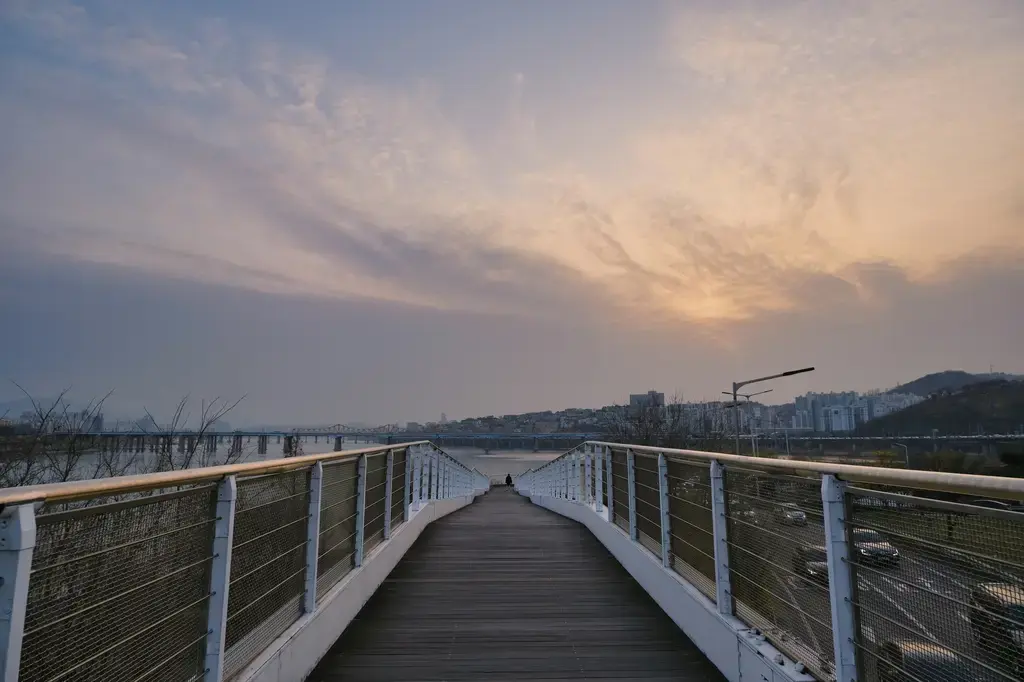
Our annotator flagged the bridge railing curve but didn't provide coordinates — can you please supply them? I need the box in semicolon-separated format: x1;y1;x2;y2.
516;442;1024;682
0;442;488;682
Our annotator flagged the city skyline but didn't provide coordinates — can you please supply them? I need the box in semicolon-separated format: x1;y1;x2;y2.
2;1;1023;423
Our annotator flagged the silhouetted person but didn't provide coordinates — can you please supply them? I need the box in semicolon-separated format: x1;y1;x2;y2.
505;473;513;487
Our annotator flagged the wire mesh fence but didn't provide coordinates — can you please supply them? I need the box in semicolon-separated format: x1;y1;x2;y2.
317;458;359;600
610;447;629;532
665;457;717;602
362;453;388;556
390;448;407;530
633;452;663;557
5;443;487;682
224;469;309;678
517;443;1024;682
20;486;216;682
723;465;835;681
847;488;1024;682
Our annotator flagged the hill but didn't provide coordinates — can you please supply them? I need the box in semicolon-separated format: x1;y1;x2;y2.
859;379;1024;436
889;370;1023;397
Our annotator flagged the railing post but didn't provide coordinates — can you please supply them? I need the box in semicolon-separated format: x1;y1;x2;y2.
430;449;439;501
204;476;236;682
354;454;368;567
383;449;394;540
584;447;593;505
0;503;35;682
605;446;614;519
594;444;604;513
439;460;446;499
303;463;323;613
565;456;573;499
571;452;580;502
403;447;412;519
627;449;638;540
710;459;733;616
658;453;671;568
823;474;859;682
414;445;424;508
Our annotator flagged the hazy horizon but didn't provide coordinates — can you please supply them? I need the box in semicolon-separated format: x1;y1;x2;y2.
3;1;1023;425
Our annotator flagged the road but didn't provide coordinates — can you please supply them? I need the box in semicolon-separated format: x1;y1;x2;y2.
721;501;1023;681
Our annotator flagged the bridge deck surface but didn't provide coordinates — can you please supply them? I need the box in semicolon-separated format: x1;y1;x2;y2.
308;488;724;681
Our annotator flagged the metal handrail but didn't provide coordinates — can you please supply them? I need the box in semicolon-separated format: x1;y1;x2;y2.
589;441;1024;500
0;440;484;505
517;440;1024;682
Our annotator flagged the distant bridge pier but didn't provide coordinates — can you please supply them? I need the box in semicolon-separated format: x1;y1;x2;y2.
284;435;295;456
257;434;268;455
205;435;218;454
334;436;343;452
231;434;243;458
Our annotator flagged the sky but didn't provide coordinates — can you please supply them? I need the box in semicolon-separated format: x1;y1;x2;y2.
1;0;1023;425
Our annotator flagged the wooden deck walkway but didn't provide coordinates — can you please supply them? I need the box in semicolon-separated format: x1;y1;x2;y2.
307;487;724;681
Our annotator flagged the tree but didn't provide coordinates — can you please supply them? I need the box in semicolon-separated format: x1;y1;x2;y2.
134;394;248;471
604;394;732;451
0;385;253;490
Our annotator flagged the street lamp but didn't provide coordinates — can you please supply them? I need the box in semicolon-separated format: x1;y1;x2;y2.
722;389;774;456
730;367;815;455
891;443;910;469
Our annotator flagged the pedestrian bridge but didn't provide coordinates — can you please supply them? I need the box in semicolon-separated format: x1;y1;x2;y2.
1;442;1022;681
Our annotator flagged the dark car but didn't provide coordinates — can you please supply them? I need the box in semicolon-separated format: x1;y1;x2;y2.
792;544;829;585
969;582;1024;675
876;640;986;681
851;528;900;567
774;502;807;526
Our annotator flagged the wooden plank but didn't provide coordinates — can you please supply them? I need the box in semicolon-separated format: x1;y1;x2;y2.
308;488;725;681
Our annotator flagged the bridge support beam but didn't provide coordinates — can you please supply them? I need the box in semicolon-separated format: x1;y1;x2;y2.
304;463;323;613
0;504;35;682
710;459;733;616
204;475;236;682
823;475;859;682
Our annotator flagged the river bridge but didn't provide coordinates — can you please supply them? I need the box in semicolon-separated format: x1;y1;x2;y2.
1;441;1022;681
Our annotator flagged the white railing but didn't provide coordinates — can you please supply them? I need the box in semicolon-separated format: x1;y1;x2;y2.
0;442;488;682
516;442;1024;682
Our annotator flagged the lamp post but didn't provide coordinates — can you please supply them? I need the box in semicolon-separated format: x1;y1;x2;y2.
722;389;774;456
892;442;910;469
730;367;815;455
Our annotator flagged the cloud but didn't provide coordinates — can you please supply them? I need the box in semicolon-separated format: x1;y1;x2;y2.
1;0;1023;332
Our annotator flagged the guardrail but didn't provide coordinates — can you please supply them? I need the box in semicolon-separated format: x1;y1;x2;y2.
516;442;1024;682
0;442;489;682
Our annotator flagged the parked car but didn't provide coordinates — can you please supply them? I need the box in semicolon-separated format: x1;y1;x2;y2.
851;528;900;567
774;502;807;526
970;582;1024;676
792;545;829;585
876;640;985;681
